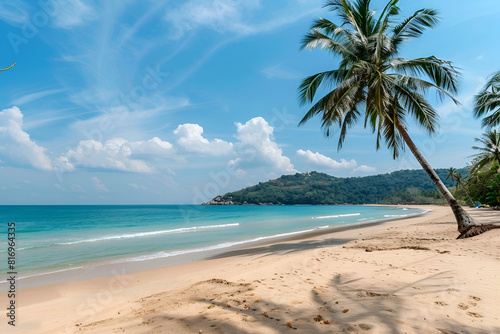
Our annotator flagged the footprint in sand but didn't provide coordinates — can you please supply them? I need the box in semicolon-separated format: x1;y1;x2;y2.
358;324;372;331
467;312;484;318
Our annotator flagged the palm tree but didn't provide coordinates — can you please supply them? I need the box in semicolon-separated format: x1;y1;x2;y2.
446;167;457;183
470;129;500;173
446;167;474;206
474;70;500;128
298;0;498;238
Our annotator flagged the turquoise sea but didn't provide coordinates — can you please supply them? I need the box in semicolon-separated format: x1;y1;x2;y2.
0;205;427;280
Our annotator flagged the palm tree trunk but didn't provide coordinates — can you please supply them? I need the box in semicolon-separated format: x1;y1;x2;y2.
393;120;487;237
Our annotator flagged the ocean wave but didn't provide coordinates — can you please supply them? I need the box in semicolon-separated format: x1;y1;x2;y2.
313;213;360;219
56;223;240;245
15;266;85;281
118;228;318;263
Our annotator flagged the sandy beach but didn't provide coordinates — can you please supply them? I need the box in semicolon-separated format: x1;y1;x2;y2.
3;205;500;334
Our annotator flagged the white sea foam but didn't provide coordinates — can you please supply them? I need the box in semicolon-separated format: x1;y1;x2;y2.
384;210;430;218
118;228;318;263
12;266;85;281
313;213;360;219
56;223;240;245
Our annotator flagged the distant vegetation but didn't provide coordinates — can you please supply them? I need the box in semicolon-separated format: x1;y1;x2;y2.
213;169;466;205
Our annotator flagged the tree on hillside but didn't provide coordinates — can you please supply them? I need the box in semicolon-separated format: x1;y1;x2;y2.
470;129;500;174
474;70;500;128
298;0;498;238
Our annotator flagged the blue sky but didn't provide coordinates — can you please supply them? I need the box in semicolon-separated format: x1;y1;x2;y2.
0;0;499;204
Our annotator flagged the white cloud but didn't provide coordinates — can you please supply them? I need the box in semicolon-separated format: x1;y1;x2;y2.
129;183;147;190
165;0;260;37
174;123;234;156
0;107;53;171
296;149;357;170
353;165;376;174
91;177;109;192
62;139;149;173
51;0;96;29
53;156;75;172
261;64;300;80
130;137;176;156
296;149;376;174
233;117;296;174
60;136;176;173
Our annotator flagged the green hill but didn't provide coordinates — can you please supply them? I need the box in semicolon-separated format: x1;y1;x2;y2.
205;169;467;205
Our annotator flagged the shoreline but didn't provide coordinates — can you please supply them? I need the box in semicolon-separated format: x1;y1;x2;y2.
0;205;429;291
0;204;429;293
3;205;499;333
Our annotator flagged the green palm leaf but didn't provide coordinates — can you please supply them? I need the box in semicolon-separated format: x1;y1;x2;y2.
473;70;500;127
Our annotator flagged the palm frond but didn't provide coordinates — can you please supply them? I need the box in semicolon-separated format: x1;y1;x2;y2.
323;0;355;28
469;129;500;173
374;0;400;32
391;8;439;46
298;69;348;106
473;70;500;127
392;78;440;133
299;74;364;126
390;73;460;104
301;30;355;59
336;83;365;149
390;57;460;95
310;17;351;40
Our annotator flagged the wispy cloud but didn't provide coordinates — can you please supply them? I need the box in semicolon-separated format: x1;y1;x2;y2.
129;183;147;190
51;0;97;29
165;0;260;38
164;0;320;38
0;1;29;25
261;64;301;80
10;88;67;106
